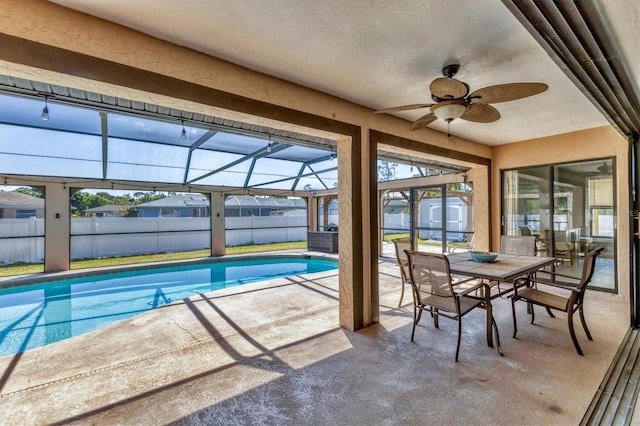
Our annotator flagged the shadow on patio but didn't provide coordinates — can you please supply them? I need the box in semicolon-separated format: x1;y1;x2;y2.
0;257;628;425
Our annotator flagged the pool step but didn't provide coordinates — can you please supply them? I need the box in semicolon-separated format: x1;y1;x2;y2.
581;327;640;425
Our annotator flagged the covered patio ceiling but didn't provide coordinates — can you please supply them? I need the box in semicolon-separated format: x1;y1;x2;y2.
2;1;637;195
49;0;640;145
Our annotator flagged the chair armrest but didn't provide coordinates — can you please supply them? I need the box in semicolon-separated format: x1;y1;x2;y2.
526;277;580;292
533;271;580;289
536;270;580;281
455;281;486;297
451;275;479;285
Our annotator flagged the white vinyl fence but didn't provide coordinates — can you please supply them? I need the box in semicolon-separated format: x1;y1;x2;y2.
383;212;410;233
226;216;307;247
70;217;212;259
0;216;309;263
0;218;45;263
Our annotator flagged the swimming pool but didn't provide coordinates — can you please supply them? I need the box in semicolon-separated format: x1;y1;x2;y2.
0;255;338;357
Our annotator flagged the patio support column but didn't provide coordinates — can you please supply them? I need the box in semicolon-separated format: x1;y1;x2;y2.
307;196;318;232
44;183;70;272
337;129;378;331
468;166;491;252
210;191;226;256
378;189;386;257
323;196;330;230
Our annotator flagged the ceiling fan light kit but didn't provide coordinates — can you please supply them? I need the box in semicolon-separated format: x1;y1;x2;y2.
432;100;468;122
375;64;548;136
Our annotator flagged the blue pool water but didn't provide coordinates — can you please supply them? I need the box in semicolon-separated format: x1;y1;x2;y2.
0;256;337;357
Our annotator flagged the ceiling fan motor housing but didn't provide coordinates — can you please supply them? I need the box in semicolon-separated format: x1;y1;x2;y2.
442;64;460;78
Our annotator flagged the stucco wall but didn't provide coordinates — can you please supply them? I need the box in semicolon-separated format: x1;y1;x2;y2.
492;126;630;297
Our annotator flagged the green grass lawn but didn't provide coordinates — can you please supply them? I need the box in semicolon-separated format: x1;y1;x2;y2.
383;233;441;246
0;237;449;278
0;241;308;278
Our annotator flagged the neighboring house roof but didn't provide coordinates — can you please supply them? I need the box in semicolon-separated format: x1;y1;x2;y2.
136;194;306;209
225;195;306;208
85;204;131;213
136;194;209;209
0;191;44;207
385;199;408;208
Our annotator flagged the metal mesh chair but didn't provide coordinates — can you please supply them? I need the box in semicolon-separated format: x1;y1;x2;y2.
552;230;574;265
511;248;603;355
519;225;532;236
500;235;537;256
391;238;412;307
485;235;539;297
405;250;500;361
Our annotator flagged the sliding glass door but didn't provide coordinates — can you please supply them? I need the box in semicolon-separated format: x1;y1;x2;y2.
502;165;550;244
502;159;615;291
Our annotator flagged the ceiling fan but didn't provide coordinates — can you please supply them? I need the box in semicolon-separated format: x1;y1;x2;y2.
585;162;613;177
374;64;548;135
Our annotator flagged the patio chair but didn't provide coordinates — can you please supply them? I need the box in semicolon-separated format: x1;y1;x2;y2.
510;247;603;355
519;225;532;236
486;236;538;297
405;250;500;362
500;235;537;256
447;233;475;253
554;230;574;265
391;238;412;307
535;235;549;257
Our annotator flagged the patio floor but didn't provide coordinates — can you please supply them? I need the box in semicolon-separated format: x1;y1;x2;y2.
0;253;630;425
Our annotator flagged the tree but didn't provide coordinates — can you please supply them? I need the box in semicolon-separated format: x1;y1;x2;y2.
68;190;169;216
448;183;472;193
13;187;44;198
133;192;167;204
70;191;94;215
377;161;398;182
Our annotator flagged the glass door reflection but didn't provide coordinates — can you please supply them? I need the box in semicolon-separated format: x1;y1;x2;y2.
502;159;615;291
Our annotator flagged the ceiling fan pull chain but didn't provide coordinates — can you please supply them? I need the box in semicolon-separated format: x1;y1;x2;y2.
447;121;451;138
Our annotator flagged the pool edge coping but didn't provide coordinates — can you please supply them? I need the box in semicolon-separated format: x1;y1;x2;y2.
0;251;339;290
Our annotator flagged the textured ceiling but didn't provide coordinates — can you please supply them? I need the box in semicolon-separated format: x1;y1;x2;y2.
50;0;638;146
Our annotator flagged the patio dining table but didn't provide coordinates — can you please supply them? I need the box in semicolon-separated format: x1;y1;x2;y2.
446;251;556;348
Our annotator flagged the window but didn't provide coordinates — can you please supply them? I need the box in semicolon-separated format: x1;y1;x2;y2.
591;208;614;237
16;209;37;219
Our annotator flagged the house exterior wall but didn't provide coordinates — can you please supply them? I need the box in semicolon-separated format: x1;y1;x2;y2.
0;206;44;219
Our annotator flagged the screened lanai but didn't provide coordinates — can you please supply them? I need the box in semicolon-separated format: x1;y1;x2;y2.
0;77;468;195
0;75;476;276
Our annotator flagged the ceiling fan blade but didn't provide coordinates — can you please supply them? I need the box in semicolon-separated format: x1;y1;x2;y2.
430;77;469;99
460;103;500;123
374;103;433;114
469;83;548;104
410;113;437;131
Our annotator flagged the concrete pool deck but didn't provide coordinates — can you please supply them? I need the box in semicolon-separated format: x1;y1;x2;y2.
0;252;630;425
